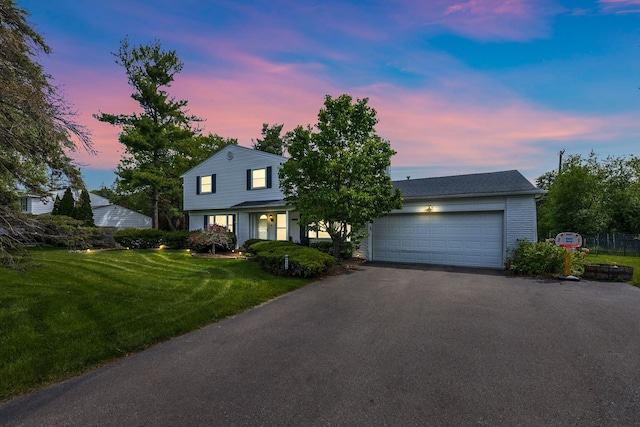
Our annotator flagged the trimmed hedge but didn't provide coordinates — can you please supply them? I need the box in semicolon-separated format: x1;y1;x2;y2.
242;238;268;252
114;229;165;249
249;240;335;278
310;241;354;259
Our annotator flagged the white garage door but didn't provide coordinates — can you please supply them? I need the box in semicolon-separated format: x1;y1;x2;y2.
372;212;504;268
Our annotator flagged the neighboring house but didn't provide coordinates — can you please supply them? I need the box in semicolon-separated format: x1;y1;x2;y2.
18;191;152;230
182;144;544;269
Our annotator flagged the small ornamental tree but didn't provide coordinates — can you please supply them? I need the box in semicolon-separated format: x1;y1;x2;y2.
188;225;234;254
279;94;403;258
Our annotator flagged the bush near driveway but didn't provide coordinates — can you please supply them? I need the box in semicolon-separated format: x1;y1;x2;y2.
507;239;584;277
248;240;335;278
0;248;309;402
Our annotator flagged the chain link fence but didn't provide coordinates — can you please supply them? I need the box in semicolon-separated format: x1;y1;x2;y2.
582;234;640;256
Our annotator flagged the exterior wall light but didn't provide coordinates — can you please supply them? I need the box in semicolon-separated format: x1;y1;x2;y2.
269;214;274;222
425;206;434;212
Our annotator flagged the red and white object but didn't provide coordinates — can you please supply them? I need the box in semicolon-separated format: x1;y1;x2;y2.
555;232;582;248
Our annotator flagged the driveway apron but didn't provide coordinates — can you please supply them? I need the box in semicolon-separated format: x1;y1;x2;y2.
2;264;640;426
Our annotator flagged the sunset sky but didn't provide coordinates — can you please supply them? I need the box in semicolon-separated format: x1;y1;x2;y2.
18;0;640;190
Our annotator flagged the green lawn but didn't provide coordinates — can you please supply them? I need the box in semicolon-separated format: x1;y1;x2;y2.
0;248;309;402
584;254;640;286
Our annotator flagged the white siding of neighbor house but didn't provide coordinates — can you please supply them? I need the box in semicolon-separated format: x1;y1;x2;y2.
182;145;287;212
20;191;151;230
25;196;55;215
93;205;152;229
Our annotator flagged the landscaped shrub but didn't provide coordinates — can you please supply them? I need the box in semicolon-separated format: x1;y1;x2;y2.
310;241;354;259
250;240;335;277
35;214;100;249
114;228;165;249
242;238;268;252
187;225;236;253
507;239;584;276
162;231;191;249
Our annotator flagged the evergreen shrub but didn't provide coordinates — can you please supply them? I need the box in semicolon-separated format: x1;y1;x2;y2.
250;240;335;277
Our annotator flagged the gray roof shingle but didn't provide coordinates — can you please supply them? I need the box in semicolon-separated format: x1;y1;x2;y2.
394;170;543;199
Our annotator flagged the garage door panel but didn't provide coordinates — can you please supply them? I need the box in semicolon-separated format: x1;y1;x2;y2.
372;212;504;268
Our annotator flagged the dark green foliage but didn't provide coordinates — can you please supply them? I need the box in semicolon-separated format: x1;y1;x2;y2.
75;189;95;227
537;153;640;238
57;188;75;217
279;94;402;258
51;195;61;215
0;0;92;204
94;38;237;231
250;240;335;277
113;228;165;249
507;239;584;277
35;215;100;250
253;123;285;155
310;241;353;259
162;231;191;249
242;238;268;252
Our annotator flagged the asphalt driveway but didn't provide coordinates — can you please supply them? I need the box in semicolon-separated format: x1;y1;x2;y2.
2;263;640;426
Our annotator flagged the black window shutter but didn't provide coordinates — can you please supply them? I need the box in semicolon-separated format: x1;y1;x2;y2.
211;174;217;193
196;176;201;194
203;216;207;228
266;166;273;188
246;169;251;190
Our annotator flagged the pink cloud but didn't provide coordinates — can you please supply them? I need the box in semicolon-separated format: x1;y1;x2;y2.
58;51;639;185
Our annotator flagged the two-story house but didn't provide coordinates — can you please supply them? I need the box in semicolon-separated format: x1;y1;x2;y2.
182;144;544;269
182;145;303;247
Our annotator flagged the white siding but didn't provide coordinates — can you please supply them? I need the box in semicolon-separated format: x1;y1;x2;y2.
505;196;538;254
27;196;55;215
182;145;287;211
93;205;152;229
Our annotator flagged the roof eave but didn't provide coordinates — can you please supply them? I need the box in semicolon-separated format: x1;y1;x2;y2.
401;189;547;201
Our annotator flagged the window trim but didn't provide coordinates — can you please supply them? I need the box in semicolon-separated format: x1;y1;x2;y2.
197;174;216;194
247;166;272;190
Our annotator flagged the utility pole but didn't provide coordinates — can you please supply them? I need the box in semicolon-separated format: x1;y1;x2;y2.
558;149;565;175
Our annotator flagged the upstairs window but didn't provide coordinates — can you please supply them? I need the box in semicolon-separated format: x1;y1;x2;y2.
197;174;216;194
247;167;272;190
252;168;266;189
19;197;28;212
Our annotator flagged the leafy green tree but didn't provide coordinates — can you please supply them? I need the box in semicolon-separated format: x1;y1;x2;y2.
536;153;640;237
94;38;200;229
75;189;95;227
279;94;402;258
0;0;92;205
253;123;285;155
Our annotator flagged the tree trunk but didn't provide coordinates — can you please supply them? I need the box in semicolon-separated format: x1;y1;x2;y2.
332;237;342;260
151;188;159;229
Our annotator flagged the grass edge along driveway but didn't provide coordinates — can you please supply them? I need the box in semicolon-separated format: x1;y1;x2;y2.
0;248;310;402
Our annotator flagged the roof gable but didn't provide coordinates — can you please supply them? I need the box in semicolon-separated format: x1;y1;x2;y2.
181;144;288;178
394;170;543;199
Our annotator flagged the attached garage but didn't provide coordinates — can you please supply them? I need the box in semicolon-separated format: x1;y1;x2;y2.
372;211;504;268
363;170;545;269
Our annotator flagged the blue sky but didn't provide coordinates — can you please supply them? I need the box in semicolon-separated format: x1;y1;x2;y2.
18;0;640;189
